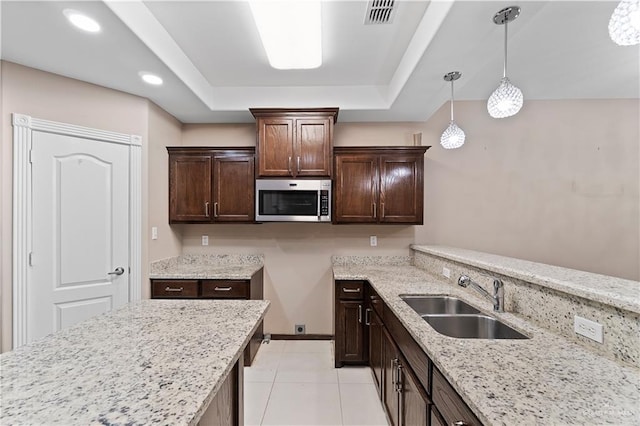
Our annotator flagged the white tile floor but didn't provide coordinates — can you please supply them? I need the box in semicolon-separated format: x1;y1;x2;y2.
244;340;389;426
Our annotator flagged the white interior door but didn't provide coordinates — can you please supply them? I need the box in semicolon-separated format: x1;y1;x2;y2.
29;131;130;342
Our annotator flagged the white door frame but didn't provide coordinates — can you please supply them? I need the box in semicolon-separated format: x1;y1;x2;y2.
12;113;142;349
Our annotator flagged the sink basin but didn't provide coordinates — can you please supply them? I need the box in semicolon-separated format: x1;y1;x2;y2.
422;314;529;339
400;295;481;315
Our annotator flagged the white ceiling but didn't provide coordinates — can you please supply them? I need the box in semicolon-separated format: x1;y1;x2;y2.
1;1;638;123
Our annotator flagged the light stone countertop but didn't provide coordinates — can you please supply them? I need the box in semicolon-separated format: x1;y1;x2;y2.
150;254;264;280
333;264;640;425
412;245;640;314
0;299;270;425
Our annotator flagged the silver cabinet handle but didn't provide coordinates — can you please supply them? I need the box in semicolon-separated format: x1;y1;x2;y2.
214;202;219;218
396;363;403;393
214;286;232;291
372;203;377;218
358;304;362;323
452;422;469;426
297;156;300;173
165;287;183;292
288;156;292;173
205;201;210;217
365;308;371;326
391;358;399;387
108;267;125;276
342;288;361;293
381;202;385;218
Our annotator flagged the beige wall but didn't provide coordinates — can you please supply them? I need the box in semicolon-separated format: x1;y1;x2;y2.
0;62;181;351
180;123;420;335
147;102;183;299
418;99;639;281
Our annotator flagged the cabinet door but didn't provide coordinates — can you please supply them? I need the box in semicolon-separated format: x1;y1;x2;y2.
334;154;378;223
383;328;401;426
369;308;383;396
169;154;212;223
295;118;332;177
213;155;255;222
257;118;294;177
379;154;424;224
432;368;481;426
399;357;429;426
335;300;365;366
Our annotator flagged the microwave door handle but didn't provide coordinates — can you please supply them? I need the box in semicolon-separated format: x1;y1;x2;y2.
318;190;321;219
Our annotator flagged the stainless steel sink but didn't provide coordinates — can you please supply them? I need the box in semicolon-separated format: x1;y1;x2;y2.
400;295;481;315
422;314;529;339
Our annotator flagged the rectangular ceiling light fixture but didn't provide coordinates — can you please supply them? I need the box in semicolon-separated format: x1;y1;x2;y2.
249;0;322;70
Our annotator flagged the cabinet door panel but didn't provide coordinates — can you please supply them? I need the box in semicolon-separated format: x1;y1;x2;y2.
214;155;255;222
257;118;294;176
383;328;400;426
369;308;383;396
169;155;212;223
334;155;378;223
432;368;481;426
379;155;423;224
336;301;365;365
151;280;199;298
296;118;332;177
400;356;429;426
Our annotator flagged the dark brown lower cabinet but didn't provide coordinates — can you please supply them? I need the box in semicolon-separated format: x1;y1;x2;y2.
198;357;243;426
333;279;484;426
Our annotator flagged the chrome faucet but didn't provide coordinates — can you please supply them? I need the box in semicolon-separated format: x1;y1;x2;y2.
458;275;504;312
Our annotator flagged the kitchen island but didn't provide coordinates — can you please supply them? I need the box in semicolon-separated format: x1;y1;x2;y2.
0;299;269;425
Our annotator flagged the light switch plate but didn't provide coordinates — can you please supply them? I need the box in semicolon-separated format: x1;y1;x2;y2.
151;227;158;240
442;267;451;279
370;236;377;247
574;315;603;343
202;235;209;246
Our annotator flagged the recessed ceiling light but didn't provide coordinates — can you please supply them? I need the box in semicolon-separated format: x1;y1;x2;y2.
63;9;101;33
139;72;163;86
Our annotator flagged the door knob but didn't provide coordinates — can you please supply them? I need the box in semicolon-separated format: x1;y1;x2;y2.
108;267;125;276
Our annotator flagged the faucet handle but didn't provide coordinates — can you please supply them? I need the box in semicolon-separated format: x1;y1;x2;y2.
458;275;471;287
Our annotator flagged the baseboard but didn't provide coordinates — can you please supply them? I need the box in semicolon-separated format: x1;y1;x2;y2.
269;334;333;340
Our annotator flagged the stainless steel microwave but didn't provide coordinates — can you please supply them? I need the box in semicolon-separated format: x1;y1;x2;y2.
255;179;331;222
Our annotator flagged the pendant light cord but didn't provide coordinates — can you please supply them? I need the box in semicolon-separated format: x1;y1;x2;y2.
450;79;455;121
503;17;508;78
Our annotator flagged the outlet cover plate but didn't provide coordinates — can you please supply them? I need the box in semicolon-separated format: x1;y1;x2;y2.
295;324;306;335
574;315;603;343
370;236;377;247
202;235;209;246
442;267;451;278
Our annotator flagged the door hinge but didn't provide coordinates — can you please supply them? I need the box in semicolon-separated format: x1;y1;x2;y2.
28;252;33;266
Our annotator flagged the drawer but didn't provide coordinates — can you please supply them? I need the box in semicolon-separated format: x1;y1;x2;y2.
152;280;199;298
432;368;481;426
336;280;364;300
368;285;383;317
202;280;249;299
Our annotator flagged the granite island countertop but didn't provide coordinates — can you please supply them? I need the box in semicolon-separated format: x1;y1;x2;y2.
0;299;269;425
150;254;264;280
333;264;640;425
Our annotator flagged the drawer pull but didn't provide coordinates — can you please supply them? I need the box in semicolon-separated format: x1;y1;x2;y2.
342;288;361;293
214;286;233;291
452;422;469;426
165;287;183;292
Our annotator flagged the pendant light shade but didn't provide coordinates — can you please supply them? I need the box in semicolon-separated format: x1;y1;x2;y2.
440;71;465;150
487;6;523;119
609;0;640;46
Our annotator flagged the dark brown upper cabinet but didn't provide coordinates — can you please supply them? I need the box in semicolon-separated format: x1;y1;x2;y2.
333;146;429;224
250;108;339;178
168;147;255;224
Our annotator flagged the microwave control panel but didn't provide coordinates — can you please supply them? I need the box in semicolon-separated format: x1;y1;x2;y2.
320;190;330;216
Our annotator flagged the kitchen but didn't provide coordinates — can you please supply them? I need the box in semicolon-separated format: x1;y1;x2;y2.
1;1;639;425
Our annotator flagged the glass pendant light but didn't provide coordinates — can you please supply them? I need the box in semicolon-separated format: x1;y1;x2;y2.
440;71;465;150
487;6;523;119
609;0;640;46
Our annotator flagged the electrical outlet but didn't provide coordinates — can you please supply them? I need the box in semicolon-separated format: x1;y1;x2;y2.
151;227;158;240
295;324;306;335
574;315;603;343
370;235;377;247
442;267;451;278
201;235;209;246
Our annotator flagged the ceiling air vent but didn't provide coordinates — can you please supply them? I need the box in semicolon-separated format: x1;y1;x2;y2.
365;0;396;25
